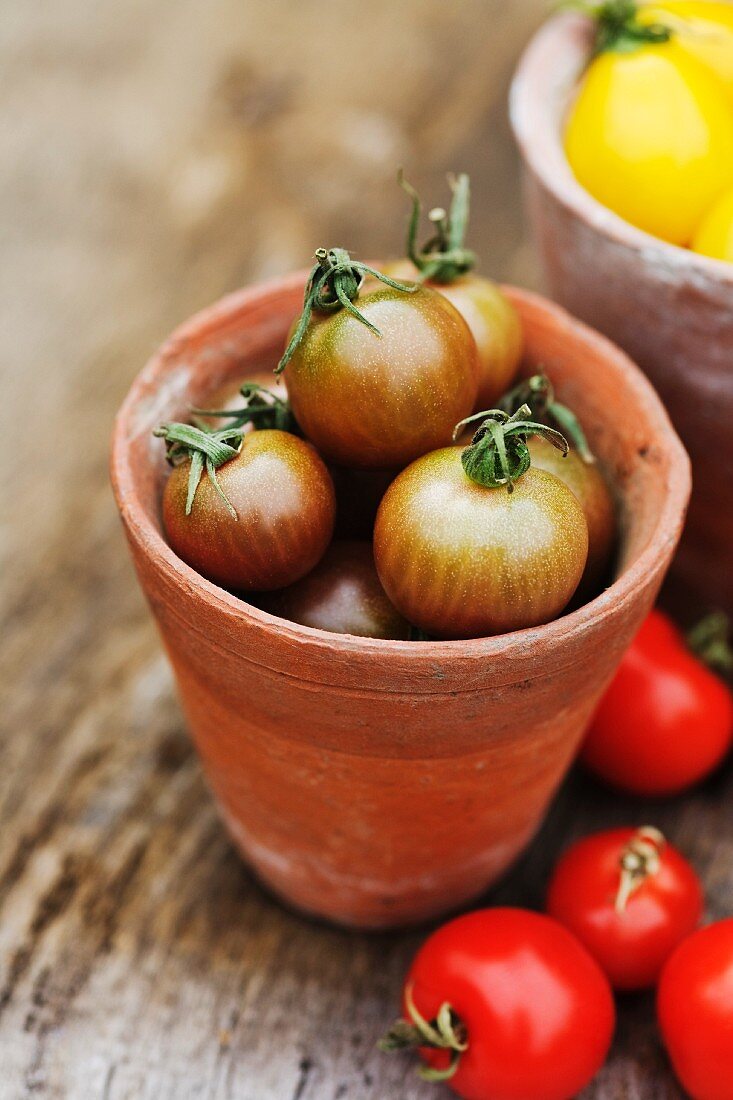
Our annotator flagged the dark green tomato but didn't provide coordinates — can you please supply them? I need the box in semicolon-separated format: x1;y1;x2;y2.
528;436;616;599
282;285;479;469
265;541;410;639
162;429;335;591
373;448;589;640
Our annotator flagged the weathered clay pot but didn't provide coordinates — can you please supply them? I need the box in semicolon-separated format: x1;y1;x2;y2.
111;272;689;929
510;12;733;616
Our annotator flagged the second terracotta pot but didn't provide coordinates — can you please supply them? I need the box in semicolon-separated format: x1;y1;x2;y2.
111;273;689;929
510;12;733;616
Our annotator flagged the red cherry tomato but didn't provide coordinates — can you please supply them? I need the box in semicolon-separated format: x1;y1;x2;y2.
582;609;733;796
546;826;703;991
380;908;615;1100
658;919;733;1100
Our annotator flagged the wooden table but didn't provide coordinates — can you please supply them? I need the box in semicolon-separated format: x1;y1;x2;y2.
3;2;731;1096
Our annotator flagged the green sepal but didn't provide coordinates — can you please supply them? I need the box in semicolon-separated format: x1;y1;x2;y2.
276;248;417;374
456;405;568;493
565;1;672;55
399;170;476;285
194;382;296;434
497;373;595;464
154;421;246;518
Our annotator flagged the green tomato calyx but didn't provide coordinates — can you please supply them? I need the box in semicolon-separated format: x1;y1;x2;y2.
498;373;596;464
277;247;417;374
455;404;569;493
687;612;733;680
570;1;672;54
193;382;296;434
154;421;246;519
399;170;477;284
377;983;468;1083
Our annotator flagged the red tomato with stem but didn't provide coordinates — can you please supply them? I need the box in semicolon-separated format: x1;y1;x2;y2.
379;908;615;1100
582;609;733;796
658;919;733;1100
278;248;479;469
546;826;703;990
157;424;335;591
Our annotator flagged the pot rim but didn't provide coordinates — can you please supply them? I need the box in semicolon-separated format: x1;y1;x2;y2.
110;271;690;664
509;11;733;289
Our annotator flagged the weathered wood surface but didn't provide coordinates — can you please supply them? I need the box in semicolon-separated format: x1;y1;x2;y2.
2;1;731;1097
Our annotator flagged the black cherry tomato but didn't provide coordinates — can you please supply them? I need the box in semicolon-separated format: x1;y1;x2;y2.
265;540;410;639
278;248;479;469
382;173;523;409
374;408;588;639
528;435;615;598
157;424;335;591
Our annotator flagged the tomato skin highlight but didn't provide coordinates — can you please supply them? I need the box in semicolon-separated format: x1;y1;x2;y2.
582;609;733;795
264;540;410;639
527;436;615;598
381;261;524;409
546;828;703;991
565;42;733;245
374;449;588;639
658;919;733;1100
282;285;479;470
404;908;615;1100
162;429;335;591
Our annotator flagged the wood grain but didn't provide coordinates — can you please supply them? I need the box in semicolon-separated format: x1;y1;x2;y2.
2;1;730;1096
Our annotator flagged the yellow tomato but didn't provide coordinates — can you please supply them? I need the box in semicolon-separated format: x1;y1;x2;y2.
565;42;733;244
641;2;733;98
692;184;733;258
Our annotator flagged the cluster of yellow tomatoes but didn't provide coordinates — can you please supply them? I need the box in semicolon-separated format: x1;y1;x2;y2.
565;0;733;261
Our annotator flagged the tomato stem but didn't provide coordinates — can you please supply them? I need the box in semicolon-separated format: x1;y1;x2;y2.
378;983;468;1083
456;404;568;493
154;421;246;518
566;1;672;54
687;612;733;681
399;170;477;284
193;382;296;434
498;374;596;464
277;248;417;374
615;826;666;913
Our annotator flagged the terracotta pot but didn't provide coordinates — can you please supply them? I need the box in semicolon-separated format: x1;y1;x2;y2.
510;12;733;616
110;272;689;929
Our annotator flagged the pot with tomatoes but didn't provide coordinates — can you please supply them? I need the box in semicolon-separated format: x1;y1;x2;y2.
112;269;689;928
511;0;733;617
